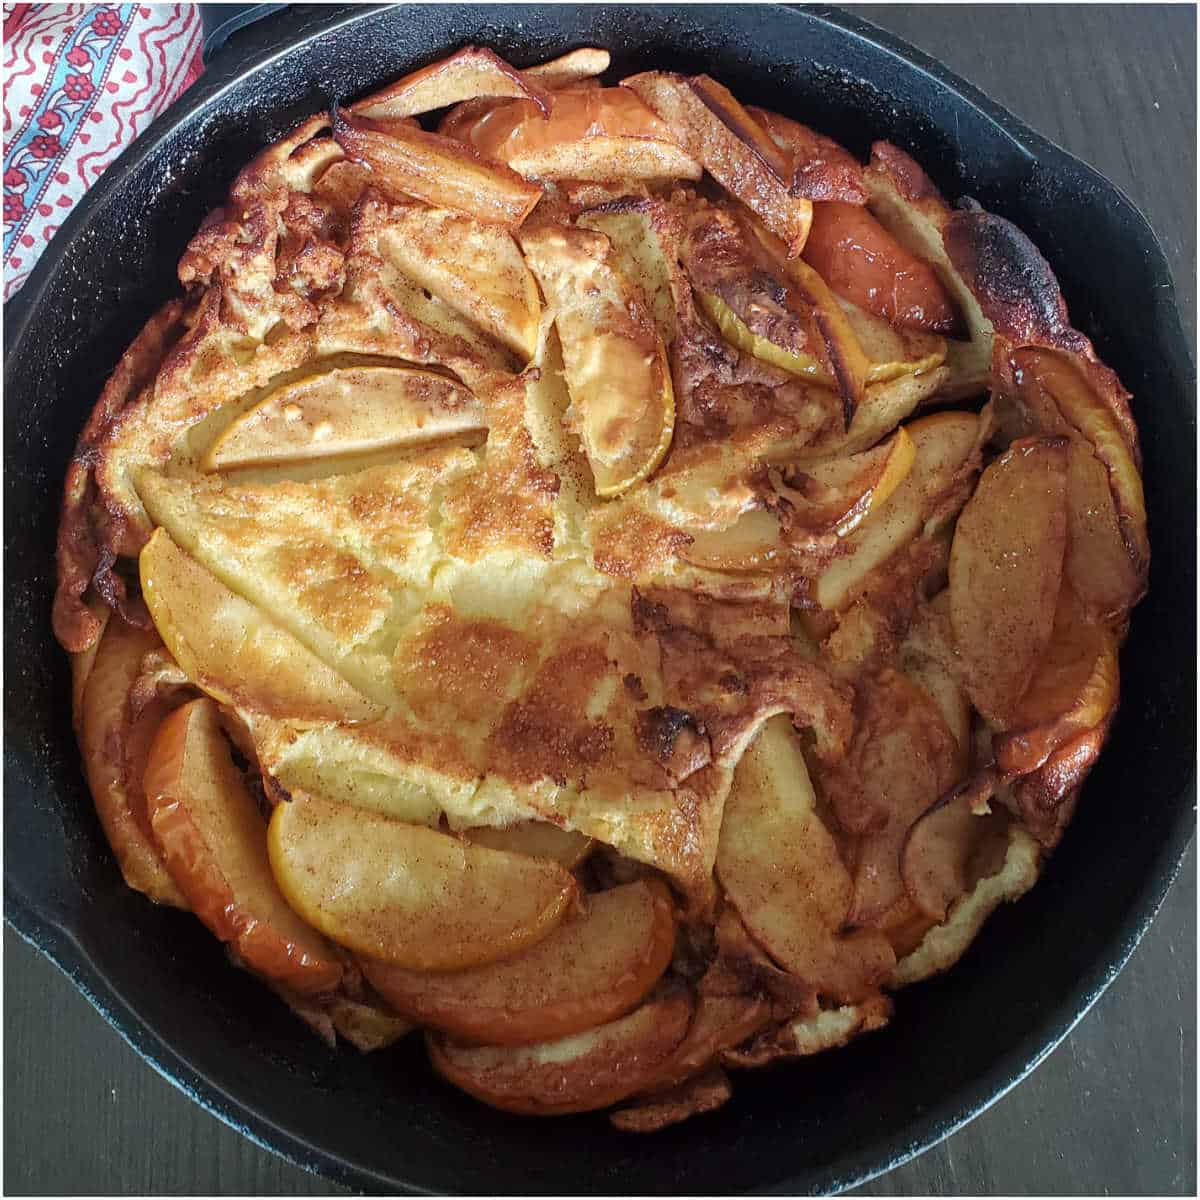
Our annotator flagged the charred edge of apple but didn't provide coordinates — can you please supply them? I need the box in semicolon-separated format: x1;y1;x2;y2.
686;76;791;188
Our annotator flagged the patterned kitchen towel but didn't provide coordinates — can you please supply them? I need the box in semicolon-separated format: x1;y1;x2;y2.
3;3;203;300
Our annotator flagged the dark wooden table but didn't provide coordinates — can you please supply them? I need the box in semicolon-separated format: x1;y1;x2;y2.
4;5;1194;1195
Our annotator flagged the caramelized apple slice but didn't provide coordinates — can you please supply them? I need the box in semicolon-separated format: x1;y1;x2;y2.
684;206;868;422
836;299;947;384
139;529;380;724
1012;346;1148;604
362;879;675;1045
579;199;685;347
747;107;868;203
203;365;486;471
520;224;675;496
377;207;541;359
685;430;914;574
802;201;965;335
79;618;188;907
1061;439;1143;622
352;46;551;120
775;425;915;539
427;987;692;1115
815;411;982;611
144;699;343;993
622;71;812;254
715;715;895;1002
268;791;578;970
949;437;1070;723
687;74;793;184
1010;721;1108;847
862;143;993;398
827;365;951;457
901;649;971;774
524;47;611;89
901;770;1006;921
822;670;962;926
332;109;542;230
464;820;594;868
462;88;701;182
992;589;1119;776
649;994;772;1091
610;1067;732;1132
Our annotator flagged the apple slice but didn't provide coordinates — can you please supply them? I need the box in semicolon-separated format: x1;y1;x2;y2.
139;528;379;724
352;46;552;120
900;770;1006;921
649;994;772;1091
464;820;594;868
746;107;868;204
622;71;812;255
519;224;675;497
862;142;994;399
202;365;487;471
836;298;947;384
268;791;577;970
1011;346;1148;604
144;699;344;993
715;715;895;1002
266;982;414;1051
949;437;1070;724
900;650;971;774
684;429;914;574
610;1066;732;1132
361;879;675;1045
578;198;685;348
79;617;188;907
822;670;962;926
992;590;1119;776
1010;720;1109;846
684;206;868;423
524;47;610;88
775;425;915;539
462;88;701;182
679;507;781;573
1060;439;1144;622
827;364;951;458
376;206;542;360
802;201;965;336
427;987;691;1115
687;74;793;185
331;108;542;230
814;411;982;611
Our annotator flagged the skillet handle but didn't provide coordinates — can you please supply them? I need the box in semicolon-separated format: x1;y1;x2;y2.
199;3;289;63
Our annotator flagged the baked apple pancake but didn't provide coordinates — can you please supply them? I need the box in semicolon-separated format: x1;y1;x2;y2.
54;45;1148;1130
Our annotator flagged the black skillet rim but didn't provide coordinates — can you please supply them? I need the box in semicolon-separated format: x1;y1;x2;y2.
4;4;1195;1194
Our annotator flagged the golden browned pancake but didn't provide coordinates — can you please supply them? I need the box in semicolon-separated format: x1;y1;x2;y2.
55;45;1146;1130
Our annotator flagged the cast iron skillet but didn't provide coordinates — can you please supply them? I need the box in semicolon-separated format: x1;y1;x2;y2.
4;5;1195;1193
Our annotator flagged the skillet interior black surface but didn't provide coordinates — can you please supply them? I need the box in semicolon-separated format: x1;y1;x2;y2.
4;5;1196;1194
